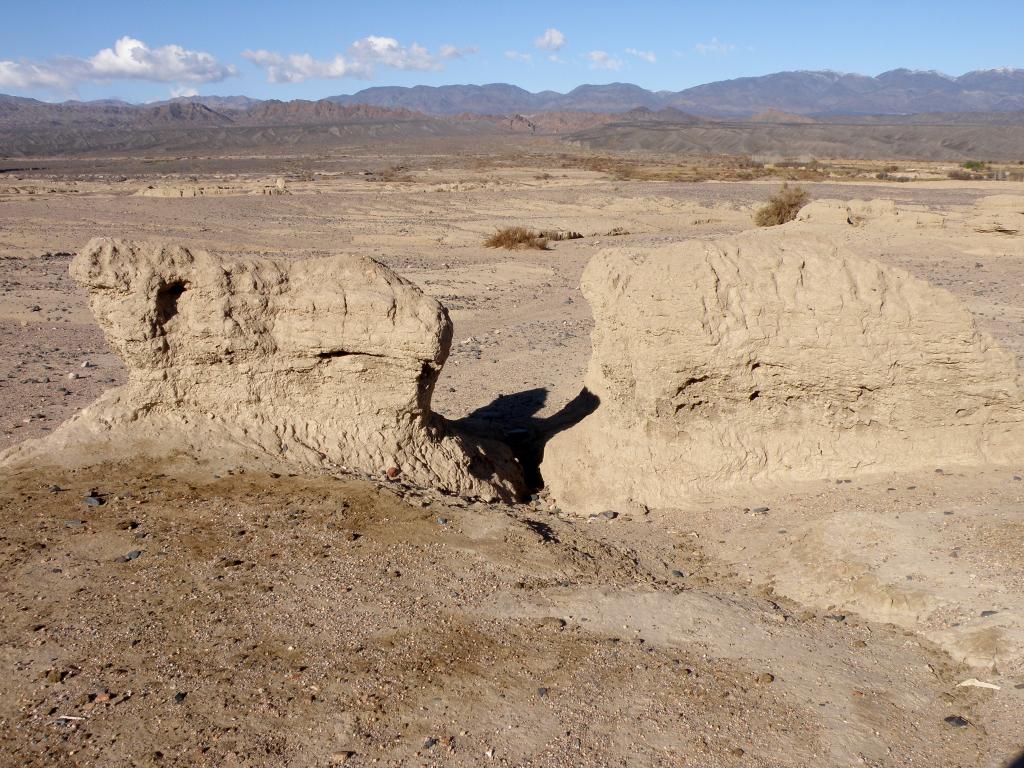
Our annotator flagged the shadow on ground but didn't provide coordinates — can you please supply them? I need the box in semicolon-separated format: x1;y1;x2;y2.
451;387;598;492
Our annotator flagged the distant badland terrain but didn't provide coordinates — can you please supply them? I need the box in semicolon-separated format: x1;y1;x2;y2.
5;68;1024;159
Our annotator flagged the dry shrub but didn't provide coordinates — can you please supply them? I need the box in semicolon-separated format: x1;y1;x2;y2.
484;226;550;250
605;226;631;236
539;229;583;241
754;183;810;227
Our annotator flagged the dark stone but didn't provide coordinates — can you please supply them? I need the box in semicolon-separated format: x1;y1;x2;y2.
944;715;969;728
118;550;143;562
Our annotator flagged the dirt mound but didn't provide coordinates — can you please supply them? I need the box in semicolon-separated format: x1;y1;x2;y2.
968;194;1024;235
796;198;947;228
542;226;1024;515
0;238;523;500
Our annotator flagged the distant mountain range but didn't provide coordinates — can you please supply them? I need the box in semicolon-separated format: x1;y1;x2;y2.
5;68;1024;159
4;68;1024;122
325;69;1024;116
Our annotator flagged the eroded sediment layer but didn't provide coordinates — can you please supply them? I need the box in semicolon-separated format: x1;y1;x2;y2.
0;238;523;500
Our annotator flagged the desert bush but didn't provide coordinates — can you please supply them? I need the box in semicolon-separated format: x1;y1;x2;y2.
962;160;989;172
605;226;631;236
753;184;810;227
539;229;583;241
484;226;551;250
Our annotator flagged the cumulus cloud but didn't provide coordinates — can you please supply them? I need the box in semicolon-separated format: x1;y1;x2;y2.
170;85;199;98
242;50;359;83
89;37;234;82
695;37;735;55
504;50;532;63
0;36;235;93
586;50;622;71
244;36;474;84
625;48;656;63
535;28;566;52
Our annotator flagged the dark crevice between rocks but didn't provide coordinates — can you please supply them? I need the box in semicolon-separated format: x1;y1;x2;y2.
452;387;599;493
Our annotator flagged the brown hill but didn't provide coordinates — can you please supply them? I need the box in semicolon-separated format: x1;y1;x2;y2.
241;99;424;125
749;109;817;124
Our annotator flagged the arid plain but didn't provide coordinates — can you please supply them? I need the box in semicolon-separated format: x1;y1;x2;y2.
3;136;1024;767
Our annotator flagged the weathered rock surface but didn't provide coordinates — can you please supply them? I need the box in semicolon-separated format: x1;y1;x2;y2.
967;194;1024;235
0;238;523;500
542;227;1024;515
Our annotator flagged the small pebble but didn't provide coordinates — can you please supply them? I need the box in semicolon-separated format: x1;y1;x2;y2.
173;692;187;704
423;737;438;749
943;715;969;728
537;687;549;698
118;550;143;562
83;496;103;507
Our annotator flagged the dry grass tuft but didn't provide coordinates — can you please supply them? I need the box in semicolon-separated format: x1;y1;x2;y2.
484;226;551;250
539;229;583;241
754;184;810;227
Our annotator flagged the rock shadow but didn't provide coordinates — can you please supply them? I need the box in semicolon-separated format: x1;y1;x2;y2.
451;387;599;492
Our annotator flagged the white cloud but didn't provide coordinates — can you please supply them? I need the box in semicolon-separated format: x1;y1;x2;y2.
0;60;73;91
695;37;736;56
243;50;361;83
625;48;656;63
586;50;622;71
535;28;566;52
244;36;474;84
0;36;235;93
504;50;532;63
170;86;199;98
89;37;234;82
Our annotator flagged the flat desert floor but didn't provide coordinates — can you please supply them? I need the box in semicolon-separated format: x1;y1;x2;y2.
2;142;1024;767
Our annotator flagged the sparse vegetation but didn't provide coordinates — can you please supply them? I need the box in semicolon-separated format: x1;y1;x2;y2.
754;184;810;227
539;229;583;241
605;226;631;236
483;226;551;250
962;160;989;172
483;227;581;249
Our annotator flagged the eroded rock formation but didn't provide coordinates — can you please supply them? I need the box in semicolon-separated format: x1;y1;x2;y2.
1;238;523;500
542;228;1024;515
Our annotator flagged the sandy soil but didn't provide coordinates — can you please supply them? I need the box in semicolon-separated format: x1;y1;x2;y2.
2;143;1024;766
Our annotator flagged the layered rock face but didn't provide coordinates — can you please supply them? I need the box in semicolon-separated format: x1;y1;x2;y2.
1;238;522;501
542;228;1024;515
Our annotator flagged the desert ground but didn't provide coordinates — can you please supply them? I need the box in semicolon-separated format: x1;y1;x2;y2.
2;137;1024;767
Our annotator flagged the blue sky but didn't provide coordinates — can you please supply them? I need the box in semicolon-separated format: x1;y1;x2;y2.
1;0;1022;102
